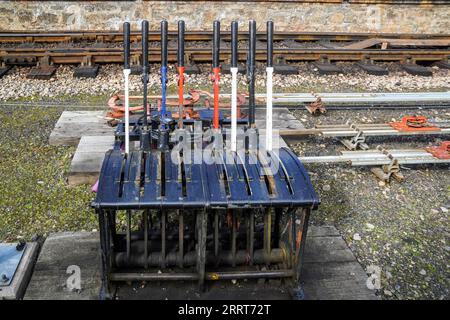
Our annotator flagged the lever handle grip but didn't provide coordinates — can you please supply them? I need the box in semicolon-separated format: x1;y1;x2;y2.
267;20;274;68
161;20;168;67
212;20;220;69
123;22;130;69
231;21;238;68
142;20;149;69
177;20;185;67
248;20;256;69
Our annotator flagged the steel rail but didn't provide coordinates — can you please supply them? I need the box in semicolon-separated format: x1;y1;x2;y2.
280;127;450;137
299;149;450;165
1;47;449;64
1;30;449;43
234;92;450;104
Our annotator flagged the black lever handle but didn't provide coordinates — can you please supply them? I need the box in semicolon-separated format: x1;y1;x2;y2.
161;20;168;68
212;20;220;69
248;20;256;70
248;20;256;126
123;22;130;69
231;21;238;68
141;20;149;127
267;20;273;68
178;20;185;67
142;20;149;71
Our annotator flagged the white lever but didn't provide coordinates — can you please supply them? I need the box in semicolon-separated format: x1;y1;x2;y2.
230;67;238;152
123;68;131;155
265;67;273;151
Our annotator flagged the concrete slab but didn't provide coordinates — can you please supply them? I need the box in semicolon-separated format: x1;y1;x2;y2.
434;61;450;69
24;226;378;300
356;62;389;76
24;232;101;300
68;135;115;186
401;64;432;77
314;62;343;75
49;111;114;146
0;242;39;300
274;64;299;75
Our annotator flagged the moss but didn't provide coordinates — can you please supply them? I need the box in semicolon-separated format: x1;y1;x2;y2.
0;106;96;241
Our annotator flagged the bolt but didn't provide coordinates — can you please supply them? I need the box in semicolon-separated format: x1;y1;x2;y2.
1;274;9;283
16;240;26;251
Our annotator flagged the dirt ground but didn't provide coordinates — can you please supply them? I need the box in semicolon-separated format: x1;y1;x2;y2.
0;99;448;300
289;108;450;300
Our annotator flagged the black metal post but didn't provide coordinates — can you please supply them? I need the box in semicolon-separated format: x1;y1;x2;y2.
141;20;149;126
267;21;274;68
123;22;130;69
231;21;238;69
248;20;256;127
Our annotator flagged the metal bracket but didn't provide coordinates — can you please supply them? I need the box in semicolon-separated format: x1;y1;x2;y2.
130;53;142;75
305;92;326;115
341;122;369;150
27;55;56;79
74;55;99;78
425;141;450;159
389;115;440;132
370;146;404;183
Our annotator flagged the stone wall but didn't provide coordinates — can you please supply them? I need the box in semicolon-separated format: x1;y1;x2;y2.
0;1;448;34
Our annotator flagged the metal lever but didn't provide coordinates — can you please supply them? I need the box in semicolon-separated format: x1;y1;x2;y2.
230;21;238;152
141;20;149;127
123;22;131;155
266;21;274;151
177;20;185;129
140;20;150;150
212;20;221;130
160;20;168;120
248;20;256;127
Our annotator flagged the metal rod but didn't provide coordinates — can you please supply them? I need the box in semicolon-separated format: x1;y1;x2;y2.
160;20;168;119
197;211;207;288
161;211;166;268
115;248;285;268
178;211;184;268
299;149;450;165
141;20;149;126
110;269;294;282
177;20;185;129
263;209;272;258
230;21;238;152
126;210;131;262
212;20;221;130
144;210;148;269
214;211;219;257
249;212;254;265
123;22;131;155
231;211;237;267
248;20;256;127
265;20;274;151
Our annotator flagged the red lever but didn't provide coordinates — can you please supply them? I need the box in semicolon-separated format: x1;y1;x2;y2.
211;67;220;130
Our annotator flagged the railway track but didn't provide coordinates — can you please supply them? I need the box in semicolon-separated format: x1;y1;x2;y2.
0;31;449;79
1;30;449;43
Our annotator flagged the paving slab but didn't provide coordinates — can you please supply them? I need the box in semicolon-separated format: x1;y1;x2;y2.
24;232;101;300
23;226;378;300
49;111;114;146
68;135;115;186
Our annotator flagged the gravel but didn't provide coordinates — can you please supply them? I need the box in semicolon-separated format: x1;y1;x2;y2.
289;107;450;300
0;63;448;102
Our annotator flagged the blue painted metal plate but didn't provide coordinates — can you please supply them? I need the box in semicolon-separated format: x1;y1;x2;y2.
0;243;26;286
93;147;319;210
